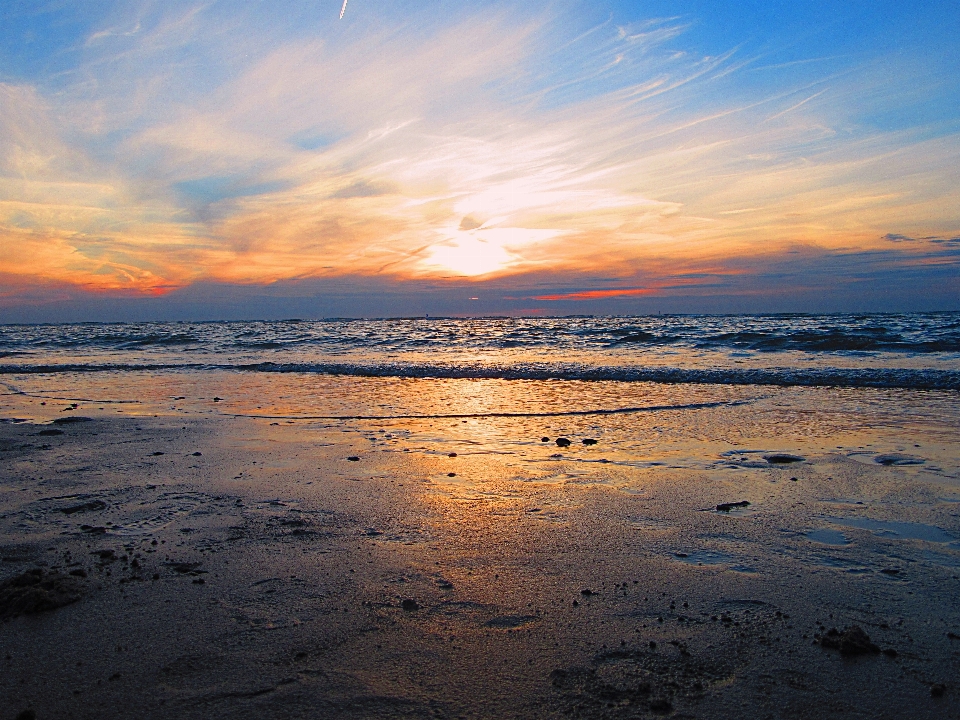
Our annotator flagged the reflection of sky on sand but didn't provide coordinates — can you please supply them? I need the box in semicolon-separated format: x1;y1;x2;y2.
4;369;960;601
3;371;960;479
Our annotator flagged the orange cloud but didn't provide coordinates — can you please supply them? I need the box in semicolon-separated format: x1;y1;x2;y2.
534;288;654;301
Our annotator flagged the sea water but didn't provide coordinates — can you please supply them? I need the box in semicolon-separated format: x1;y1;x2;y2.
1;314;959;475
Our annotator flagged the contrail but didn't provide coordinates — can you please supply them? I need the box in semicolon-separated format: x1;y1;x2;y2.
339;0;348;18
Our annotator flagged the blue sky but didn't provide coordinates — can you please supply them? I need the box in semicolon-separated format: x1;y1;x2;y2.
1;0;958;320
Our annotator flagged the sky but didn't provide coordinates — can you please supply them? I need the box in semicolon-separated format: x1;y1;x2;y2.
1;0;959;321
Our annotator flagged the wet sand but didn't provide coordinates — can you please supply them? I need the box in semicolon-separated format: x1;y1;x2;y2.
2;408;959;719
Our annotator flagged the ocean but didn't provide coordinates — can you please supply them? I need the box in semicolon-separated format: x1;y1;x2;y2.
2;313;958;476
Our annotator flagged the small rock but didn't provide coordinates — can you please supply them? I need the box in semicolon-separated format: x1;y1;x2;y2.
16;710;36;720
541;437;550;442
192;452;202;456
555;437;571;448
882;648;898;658
401;598;419;611
0;570;83;619
582;438;598;445
580;588;594;596
151;451;164;456
931;684;946;698
52;417;93;425
716;501;750;512
69;569;87;578
347;456;360;462
820;626;880;656
447;472;456;477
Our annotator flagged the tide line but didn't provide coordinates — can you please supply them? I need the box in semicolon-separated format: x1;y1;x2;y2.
232;399;752;421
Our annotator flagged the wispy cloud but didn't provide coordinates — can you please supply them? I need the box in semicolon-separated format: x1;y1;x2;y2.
1;0;958;313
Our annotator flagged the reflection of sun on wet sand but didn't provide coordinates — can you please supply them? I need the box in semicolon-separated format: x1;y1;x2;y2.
1;384;959;718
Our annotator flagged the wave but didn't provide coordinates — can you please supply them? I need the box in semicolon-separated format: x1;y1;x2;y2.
3;314;959;355
1;361;958;390
694;330;960;353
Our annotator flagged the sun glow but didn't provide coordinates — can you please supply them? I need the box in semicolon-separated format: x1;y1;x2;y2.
419;226;563;277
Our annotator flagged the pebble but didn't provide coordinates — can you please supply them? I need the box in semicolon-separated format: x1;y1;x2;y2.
555;438;571;448
820;626;880;656
716;501;750;512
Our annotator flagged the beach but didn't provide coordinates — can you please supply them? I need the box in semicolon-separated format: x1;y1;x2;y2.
2;335;959;719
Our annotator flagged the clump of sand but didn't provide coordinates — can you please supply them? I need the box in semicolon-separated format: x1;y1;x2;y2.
0;568;83;619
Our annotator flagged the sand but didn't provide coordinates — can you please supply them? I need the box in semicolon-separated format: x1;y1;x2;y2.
1;408;959;719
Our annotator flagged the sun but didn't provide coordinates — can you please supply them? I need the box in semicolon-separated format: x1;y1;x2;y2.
419;224;562;277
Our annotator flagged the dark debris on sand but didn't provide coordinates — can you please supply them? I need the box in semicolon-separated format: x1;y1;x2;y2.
819;626;881;656
0;568;83;619
51;416;93;425
551;645;730;717
61;500;107;515
716;501;750;512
